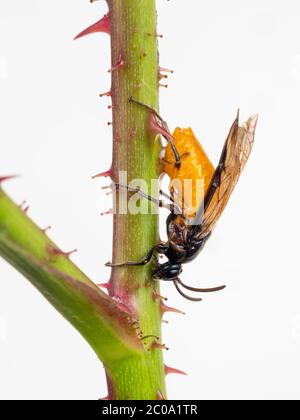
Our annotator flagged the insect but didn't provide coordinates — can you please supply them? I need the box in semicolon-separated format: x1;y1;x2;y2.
107;98;258;301
161;126;215;218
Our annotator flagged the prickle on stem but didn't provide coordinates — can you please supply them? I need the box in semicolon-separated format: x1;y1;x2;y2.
108;54;125;73
157;390;165;400
19;201;30;213
99;395;110;401
92;168;113;179
159;66;174;74
152;289;168;302
100;209;113;216
47;245;78;258
0;175;19;184
151;341;169;351
165;365;187;376
99;90;112;98
41;225;52;234
147;32;163;38
158;73;168;81
160;301;185;316
97;283;111;290
74;14;110;40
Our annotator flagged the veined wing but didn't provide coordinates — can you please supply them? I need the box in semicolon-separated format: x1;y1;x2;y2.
192;112;258;239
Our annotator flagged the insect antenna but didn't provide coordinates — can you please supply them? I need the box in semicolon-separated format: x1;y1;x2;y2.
173;280;203;302
176;277;226;293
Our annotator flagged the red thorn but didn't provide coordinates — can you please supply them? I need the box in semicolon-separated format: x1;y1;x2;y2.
23;205;30;214
152;289;168;302
99;396;110;401
159;66;174;74
157;390;165;400
47;245;77;258
97;283;111;290
159;83;168;88
159;73;168;81
99;90;111;98
92;168;112;179
100;209;113;216
152;341;169;351
165;365;187;376
18;200;26;209
107;121;113;126
74;14;110;40
108;54;125;73
0;175;19;184
162;320;169;324
18;200;30;213
160;301;185;316
42;225;52;234
149;113;174;144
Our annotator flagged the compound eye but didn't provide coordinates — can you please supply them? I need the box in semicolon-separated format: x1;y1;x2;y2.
163;264;181;279
170;269;179;277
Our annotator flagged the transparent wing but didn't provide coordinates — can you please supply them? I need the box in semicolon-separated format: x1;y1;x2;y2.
194;113;258;239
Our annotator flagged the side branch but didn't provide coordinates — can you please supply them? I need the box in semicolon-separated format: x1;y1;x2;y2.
0;187;143;365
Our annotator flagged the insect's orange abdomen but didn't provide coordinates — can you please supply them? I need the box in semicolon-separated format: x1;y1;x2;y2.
161;127;214;217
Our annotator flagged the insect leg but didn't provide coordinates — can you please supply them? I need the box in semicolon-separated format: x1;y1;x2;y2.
159;189;175;203
128;96;168;128
105;247;155;267
116;183;181;213
128;96;181;169
105;242;167;268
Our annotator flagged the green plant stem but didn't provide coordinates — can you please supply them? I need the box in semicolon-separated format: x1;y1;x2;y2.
0;0;167;400
106;0;166;400
0;188;143;365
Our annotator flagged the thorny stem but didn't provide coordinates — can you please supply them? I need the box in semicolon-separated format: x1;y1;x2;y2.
106;0;166;399
0;0;168;400
0;189;143;366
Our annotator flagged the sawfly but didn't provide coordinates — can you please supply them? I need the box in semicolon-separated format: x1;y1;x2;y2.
107;98;258;301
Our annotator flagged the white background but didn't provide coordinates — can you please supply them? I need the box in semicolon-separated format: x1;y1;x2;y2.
0;0;300;400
